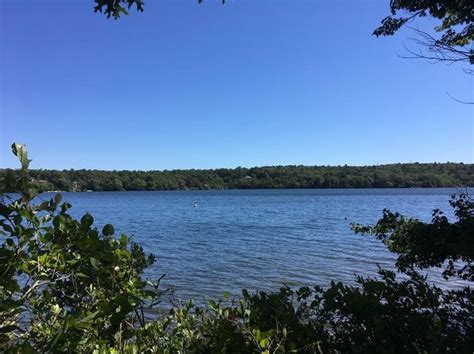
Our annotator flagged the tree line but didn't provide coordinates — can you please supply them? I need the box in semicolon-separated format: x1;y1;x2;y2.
1;163;472;192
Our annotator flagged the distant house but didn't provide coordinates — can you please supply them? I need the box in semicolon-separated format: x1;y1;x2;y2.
243;175;252;179
31;178;49;184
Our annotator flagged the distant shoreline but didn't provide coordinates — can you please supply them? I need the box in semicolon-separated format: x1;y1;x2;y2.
39;186;473;194
2;163;472;193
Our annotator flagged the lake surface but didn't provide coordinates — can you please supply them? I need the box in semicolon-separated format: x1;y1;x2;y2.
49;188;468;302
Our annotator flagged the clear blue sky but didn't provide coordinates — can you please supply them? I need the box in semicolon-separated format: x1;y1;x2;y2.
1;0;472;170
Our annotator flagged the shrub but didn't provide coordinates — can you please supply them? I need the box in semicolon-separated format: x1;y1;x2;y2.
0;144;161;352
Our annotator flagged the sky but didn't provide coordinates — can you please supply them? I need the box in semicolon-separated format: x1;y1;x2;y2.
1;0;473;170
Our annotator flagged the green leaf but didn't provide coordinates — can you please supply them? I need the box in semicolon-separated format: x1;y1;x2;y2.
53;215;66;228
81;213;94;228
11;143;31;170
260;337;269;348
90;257;100;269
102;224;115;236
54;193;62;205
19;341;35;354
77;310;100;324
51;304;61;315
253;329;261;341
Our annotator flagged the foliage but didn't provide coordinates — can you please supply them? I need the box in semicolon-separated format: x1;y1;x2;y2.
353;193;474;280
374;0;474;64
0;144;161;352
93;0;226;19
105;269;473;353
1;163;472;193
93;0;144;19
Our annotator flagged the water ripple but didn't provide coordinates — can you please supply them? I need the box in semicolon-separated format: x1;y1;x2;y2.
54;188;468;303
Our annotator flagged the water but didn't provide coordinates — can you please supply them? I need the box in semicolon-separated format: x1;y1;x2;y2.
42;188;468;302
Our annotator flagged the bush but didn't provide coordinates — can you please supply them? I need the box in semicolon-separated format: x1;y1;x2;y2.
0;144;161;352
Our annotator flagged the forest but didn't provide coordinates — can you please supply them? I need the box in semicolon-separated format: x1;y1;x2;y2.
1;163;473;192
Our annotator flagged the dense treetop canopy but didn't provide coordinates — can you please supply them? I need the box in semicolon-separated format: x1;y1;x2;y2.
1;163;472;192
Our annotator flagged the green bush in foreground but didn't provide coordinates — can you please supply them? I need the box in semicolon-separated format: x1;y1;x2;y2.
0;144;161;352
128;270;473;353
1;144;473;353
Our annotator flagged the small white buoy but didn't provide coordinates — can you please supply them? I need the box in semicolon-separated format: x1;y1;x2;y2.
193;204;198;208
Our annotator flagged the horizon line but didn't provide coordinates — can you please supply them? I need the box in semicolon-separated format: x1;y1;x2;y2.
1;161;472;173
